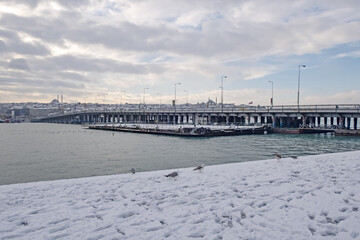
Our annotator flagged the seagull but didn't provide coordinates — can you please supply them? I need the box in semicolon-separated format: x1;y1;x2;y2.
165;171;178;179
130;168;136;174
193;164;205;172
274;153;282;161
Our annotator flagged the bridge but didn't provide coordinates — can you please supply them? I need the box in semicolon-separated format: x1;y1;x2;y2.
33;104;360;130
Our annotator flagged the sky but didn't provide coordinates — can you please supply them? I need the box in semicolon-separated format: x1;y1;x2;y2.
0;0;360;106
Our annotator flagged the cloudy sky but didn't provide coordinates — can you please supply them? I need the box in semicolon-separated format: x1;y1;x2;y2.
1;0;360;105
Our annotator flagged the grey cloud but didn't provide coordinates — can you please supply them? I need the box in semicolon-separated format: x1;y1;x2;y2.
8;58;30;71
33;55;165;74
0;40;5;51
0;13;65;43
0;12;263;58
54;0;90;7
58;72;89;82
1;0;89;8
0;28;50;56
0;75;85;90
1;0;40;8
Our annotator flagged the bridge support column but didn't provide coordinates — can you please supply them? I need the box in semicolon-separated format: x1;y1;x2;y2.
354;118;358;130
302;116;307;126
347;117;351;129
260;116;265;124
253;116;257;125
341;117;345;128
280;117;284;128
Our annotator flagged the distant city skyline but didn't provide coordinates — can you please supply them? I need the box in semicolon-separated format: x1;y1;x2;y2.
0;0;360;105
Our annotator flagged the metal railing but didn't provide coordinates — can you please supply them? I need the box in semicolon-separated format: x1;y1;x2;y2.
38;104;360;120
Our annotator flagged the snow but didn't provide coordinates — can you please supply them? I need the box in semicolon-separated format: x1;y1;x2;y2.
1;151;360;240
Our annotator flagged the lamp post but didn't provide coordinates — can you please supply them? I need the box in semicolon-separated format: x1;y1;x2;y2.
174;82;181;107
220;76;227;112
127;95;131;104
184;90;188;105
268;80;273;107
297;65;306;110
143;88;149;105
174;82;181;124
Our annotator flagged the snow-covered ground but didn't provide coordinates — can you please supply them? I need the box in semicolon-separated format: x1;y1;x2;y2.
1;151;359;240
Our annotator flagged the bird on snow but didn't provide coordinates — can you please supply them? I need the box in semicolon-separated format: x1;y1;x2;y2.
165;171;178;179
274;153;282;161
130;168;136;174
193;164;205;172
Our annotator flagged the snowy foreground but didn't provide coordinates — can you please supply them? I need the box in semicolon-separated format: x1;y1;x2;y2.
1;151;360;240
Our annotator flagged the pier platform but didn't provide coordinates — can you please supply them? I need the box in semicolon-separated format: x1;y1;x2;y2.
87;124;268;137
271;128;335;134
334;129;360;136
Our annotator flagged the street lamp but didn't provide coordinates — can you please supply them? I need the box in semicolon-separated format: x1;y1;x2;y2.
268;80;273;107
220;76;227;112
174;83;181;124
143;88;149;104
184;90;188;105
174;82;181;107
297;65;306;110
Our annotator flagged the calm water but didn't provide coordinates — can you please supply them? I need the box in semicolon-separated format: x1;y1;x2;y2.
1;123;359;185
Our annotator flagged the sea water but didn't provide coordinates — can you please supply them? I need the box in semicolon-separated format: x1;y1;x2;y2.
1;123;359;185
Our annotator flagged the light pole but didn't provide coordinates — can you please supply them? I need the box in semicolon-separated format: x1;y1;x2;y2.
220;76;227;112
268;80;273;107
143;88;149;105
297;65;306;110
184;90;188;105
174;82;181;124
127;95;131;104
120;90;126;105
174;82;181;107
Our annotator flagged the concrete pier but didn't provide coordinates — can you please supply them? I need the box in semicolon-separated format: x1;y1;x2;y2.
88;123;268;137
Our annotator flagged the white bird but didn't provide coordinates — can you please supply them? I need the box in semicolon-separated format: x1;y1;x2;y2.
193;164;205;172
165;171;178;179
130;168;136;174
274;153;282;161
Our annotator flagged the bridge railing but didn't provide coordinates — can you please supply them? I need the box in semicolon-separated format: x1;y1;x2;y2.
38;104;360;119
